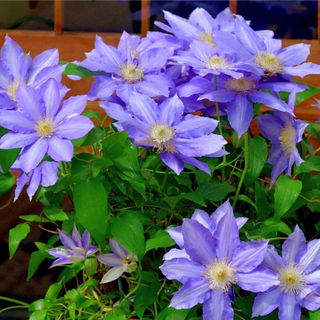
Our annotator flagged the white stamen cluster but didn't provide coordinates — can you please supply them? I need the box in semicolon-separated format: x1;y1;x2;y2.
36;119;55;137
225;77;256;93
205;56;228;70
279;124;296;155
256;51;284;74
149;123;176;153
120;62;144;83
279;264;306;295
205;260;237;291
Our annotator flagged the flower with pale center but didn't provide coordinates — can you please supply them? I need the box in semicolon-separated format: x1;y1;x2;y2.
7;81;20;100
120;62;144;83
36;119;55;138
205;56;228;70
149;123;176;152
199;32;216;47
279;124;296;155
225;77;256;93
205;260;237;291
278;264;306;295
256;51;284;74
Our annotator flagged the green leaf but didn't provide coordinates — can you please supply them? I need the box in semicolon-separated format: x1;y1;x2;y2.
28;251;48;280
73;178;108;243
309;310;320;320
155;308;189;320
102;131;128;159
196;181;234;201
44;208;69;221
244;136;268;186
0;148;20;172
145;230;174;252
274;176;302;219
110;212;145;261
20;215;49;223
231;194;257;210
62;62;104;78
295;86;320;105
45;282;62;301
296;156;320;174
0;172;14;196
29;310;47;320
9;223;30;259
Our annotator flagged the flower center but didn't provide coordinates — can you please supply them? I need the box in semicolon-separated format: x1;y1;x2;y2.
199;32;216;47
7;81;20;100
225;77;256;93
205;260;237;291
149;123;176;152
279;124;296;155
120;62;144;83
36;119;55;137
256;51;283;74
205;56;228;70
279;264;306;294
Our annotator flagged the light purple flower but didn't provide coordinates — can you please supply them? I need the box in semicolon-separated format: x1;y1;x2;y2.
164;200;248;261
160;202;276;320
97;239;138;284
0;35;66;109
103;92;227;175
252;226;320;320
47;226;98;267
258;110;308;183
13;161;59;201
77;31;173;103
181;74;306;137
235;15;320;78
0;78;93;173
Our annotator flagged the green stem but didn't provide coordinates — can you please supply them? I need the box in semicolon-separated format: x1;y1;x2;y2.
0;305;28;313
124;265;142;301
0;296;29;307
233;133;249;208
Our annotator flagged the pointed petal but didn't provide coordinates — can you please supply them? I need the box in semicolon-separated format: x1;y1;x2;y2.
159;95;184;126
163;248;190;261
278;293;301;320
166;226;183;248
48;137;73;162
0;132;37;149
55;95;88;123
14;173;29;201
170;278;210;309
227;95;253;137
55;116;93;139
160;258;205;284
232;240;268;273
182;219;216;265
160;153;184;175
203;290;233;320
88;76;117;101
282;225;307;264
264;245;284;272
0;110;35;132
41;161;59;187
278;44;310;67
100;266;125;284
237;267;280;292
26;168;41;200
252;288;281;317
97;253;123;267
42;78;61;118
300;239;320;273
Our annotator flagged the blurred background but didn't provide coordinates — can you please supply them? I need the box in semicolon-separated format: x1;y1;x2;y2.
0;1;318;319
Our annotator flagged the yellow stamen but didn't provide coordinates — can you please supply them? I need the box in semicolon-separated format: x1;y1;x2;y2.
205;56;228;70
256;51;283;74
120;62;144;83
36;119;55;137
279;264;305;294
7;81;20;100
199;32;216;47
225;77;256;93
205;260;237;291
149;123;176;153
279;124;296;155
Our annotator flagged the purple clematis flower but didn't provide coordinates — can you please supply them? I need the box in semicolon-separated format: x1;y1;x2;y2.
0;35;66;109
97;239;138;284
160;203;277;320
13;160;59;201
103;92;227;175
235;15;320;78
77;31;173;103
0;78;93;173
164;200;248;261
252;226;320;320
47;226;98;268
258;110;308;183
187;74;305;137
